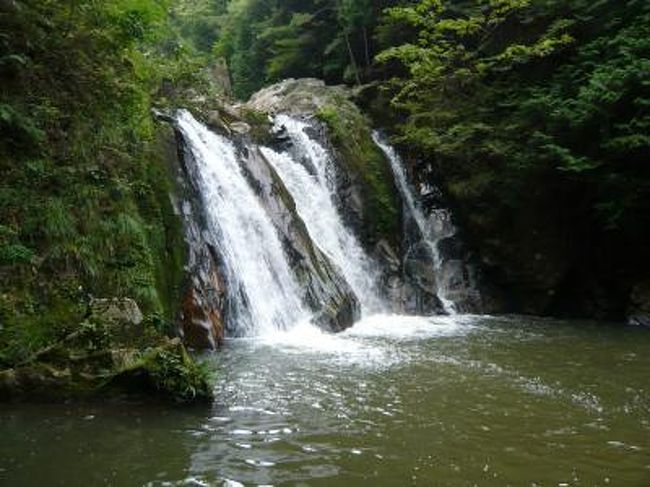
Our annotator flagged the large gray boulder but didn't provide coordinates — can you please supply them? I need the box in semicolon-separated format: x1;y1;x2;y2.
246;78;349;116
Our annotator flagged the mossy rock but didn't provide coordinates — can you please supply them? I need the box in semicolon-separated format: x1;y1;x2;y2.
316;101;400;247
1;302;213;403
107;338;213;404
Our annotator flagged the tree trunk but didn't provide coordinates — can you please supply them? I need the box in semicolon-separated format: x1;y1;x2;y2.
362;27;371;67
344;33;361;85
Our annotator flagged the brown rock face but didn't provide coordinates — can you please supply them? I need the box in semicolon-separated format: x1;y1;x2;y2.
159;125;228;350
181;283;224;350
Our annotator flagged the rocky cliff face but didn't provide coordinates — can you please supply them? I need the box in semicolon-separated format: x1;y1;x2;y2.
169;91;366;339
166;78;467;343
172;132;227;350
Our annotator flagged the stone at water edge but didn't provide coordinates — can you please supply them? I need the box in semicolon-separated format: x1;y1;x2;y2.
181;286;224;350
627;281;650;327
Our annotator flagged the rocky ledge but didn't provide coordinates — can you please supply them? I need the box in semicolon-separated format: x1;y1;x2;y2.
0;299;212;403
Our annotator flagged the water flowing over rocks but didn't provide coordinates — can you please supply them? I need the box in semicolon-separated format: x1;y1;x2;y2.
373;132;483;314
166;78;483;343
242;145;361;332
173;129;227;349
174;110;361;337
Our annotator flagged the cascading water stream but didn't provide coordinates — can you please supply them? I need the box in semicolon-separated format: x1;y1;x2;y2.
261;115;382;314
372;132;458;313
176;110;309;336
175;106;475;337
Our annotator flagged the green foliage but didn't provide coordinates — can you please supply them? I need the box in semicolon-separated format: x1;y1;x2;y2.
0;225;34;266
145;346;213;403
0;103;45;148
371;0;649;309
0;0;196;377
378;0;650;236
214;0;400;99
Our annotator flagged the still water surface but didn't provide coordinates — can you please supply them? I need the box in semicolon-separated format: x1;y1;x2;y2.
1;315;649;486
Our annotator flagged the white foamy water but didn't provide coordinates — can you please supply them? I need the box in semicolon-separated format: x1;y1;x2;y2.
176;110;309;335
343;313;473;339
264;115;382;313
232;313;477;370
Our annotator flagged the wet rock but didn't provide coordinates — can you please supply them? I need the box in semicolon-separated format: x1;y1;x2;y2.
172;134;227;349
181;287;224;350
375;239;401;273
404;242;438;296
384;275;444;316
437;236;464;261
627;281;650;327
206;110;231;135
151;107;175;123
0;364;76;401
337;182;366;236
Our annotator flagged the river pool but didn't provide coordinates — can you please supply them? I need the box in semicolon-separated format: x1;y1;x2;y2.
1;315;649;486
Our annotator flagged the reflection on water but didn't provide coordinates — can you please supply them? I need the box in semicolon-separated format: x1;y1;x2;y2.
1;315;649;486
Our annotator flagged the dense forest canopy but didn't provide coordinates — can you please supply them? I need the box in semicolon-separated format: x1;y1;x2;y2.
213;0;401;98
200;0;650;248
376;0;649;314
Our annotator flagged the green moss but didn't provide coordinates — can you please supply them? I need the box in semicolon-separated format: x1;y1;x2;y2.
316;101;400;246
0;344;213;404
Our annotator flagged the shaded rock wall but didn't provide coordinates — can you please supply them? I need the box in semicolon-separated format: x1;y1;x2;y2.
167;127;226;349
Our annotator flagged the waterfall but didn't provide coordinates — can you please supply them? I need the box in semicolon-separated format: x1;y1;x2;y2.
261;115;382;314
372;132;460;313
174;107;477;337
176;110;309;336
